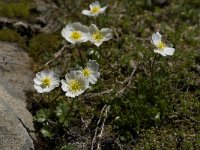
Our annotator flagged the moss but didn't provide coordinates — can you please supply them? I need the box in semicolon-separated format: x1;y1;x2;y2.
0;28;25;47
0;1;31;19
28;33;62;64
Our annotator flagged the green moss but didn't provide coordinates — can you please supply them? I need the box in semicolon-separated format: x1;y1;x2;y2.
0;28;25;47
28;33;61;63
0;1;31;19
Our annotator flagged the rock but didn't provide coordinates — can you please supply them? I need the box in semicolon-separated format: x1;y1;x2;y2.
0;41;35;150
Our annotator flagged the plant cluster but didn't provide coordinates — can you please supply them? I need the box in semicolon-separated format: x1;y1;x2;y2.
0;0;32;19
24;0;200;149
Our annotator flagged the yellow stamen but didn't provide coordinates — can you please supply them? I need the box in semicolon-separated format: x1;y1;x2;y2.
156;41;166;50
91;6;100;14
69;80;81;92
92;31;103;42
42;78;51;87
82;68;91;77
70;31;82;40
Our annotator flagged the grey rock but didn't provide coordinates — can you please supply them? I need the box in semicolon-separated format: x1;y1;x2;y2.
0;41;35;150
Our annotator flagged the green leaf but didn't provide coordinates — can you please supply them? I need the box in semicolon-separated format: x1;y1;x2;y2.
41;128;53;138
34;108;50;123
55;101;70;124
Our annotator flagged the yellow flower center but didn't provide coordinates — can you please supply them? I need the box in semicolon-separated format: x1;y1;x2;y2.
156;41;166;50
82;68;91;78
70;31;82;40
92;32;103;42
69;80;81;92
91;6;100;14
42;78;51;87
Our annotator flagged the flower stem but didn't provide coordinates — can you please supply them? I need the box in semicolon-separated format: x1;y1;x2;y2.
66;98;76;120
149;53;158;105
78;48;84;67
74;44;84;67
48;93;54;110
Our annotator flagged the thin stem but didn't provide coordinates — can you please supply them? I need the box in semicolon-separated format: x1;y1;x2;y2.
149;53;158;105
78;48;84;67
66;98;76;120
74;43;84;67
48;93;54;110
94;16;97;25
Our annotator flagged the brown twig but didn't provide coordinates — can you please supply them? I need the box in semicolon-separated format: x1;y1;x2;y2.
116;66;137;96
91;105;108;150
96;105;110;150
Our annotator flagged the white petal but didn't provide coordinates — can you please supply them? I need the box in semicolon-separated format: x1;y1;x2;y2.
152;32;162;46
81;33;90;42
34;78;42;85
34;84;45;93
154;49;166;56
82;10;92;16
49;71;59;79
67;38;76;44
65;91;76;98
61;29;76;44
87;60;99;72
90;1;100;9
164;47;175;56
101;28;113;41
61;28;70;39
94;41;103;47
69;70;80;79
51;80;60;87
61;80;69;92
72;22;89;33
89;24;98;33
36;72;43;80
88;75;97;84
41;70;50;78
99;6;108;13
94;72;100;78
43;87;53;93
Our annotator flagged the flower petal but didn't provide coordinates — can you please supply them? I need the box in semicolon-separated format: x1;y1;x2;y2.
72;22;89;33
152;32;162;46
164;47;175;56
154;49;166;56
61;80;69;92
34;78;42;85
65;91;76;98
101;28;113;41
82;10;92;16
89;24;98;33
100;6;108;13
87;60;99;72
90;1;100;9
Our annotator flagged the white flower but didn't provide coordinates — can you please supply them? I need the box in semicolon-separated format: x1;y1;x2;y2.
61;71;89;98
89;24;112;47
78;60;100;84
151;32;175;56
34;70;60;93
82;1;108;17
61;22;89;44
